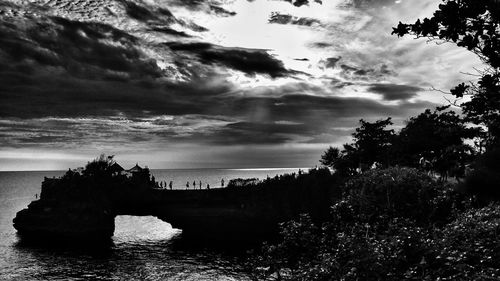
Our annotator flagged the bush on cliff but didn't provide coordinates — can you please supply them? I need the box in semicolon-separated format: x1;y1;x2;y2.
341;167;471;226
40;154;154;202
249;167;489;281
342;167;438;225
462;148;500;203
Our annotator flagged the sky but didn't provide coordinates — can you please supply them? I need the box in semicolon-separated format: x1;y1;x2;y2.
0;0;483;171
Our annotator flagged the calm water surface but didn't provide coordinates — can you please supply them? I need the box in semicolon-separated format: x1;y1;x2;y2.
0;168;303;280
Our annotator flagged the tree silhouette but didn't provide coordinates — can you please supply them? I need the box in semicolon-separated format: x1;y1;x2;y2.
394;106;477;169
392;0;500;68
320;146;341;168
352;118;395;168
320;118;394;175
82;154;116;178
392;0;500;148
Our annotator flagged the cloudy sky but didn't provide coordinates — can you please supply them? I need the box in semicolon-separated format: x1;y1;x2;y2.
0;0;482;170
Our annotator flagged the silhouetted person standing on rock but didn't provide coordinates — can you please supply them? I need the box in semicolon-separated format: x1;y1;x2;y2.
207;183;210;189
186;181;189;189
193;180;196;189
199;180;202;189
169;181;173;190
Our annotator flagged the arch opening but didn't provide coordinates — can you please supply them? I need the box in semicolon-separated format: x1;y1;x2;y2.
113;215;181;243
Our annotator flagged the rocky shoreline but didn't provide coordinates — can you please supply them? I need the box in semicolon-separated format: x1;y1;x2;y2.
13;157;338;242
14;199;115;241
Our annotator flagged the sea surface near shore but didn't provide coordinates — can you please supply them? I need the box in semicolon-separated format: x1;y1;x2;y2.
0;168;303;280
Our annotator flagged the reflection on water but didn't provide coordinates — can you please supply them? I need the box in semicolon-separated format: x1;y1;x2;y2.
5;216;251;281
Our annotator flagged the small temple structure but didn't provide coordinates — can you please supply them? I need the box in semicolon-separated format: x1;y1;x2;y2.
127;163;143;173
109;162;124;175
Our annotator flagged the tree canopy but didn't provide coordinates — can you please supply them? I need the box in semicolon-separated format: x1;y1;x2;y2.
320;118;394;175
321;107;477;179
393;0;500;148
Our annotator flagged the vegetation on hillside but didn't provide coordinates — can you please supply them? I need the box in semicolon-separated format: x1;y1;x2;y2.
249;1;500;279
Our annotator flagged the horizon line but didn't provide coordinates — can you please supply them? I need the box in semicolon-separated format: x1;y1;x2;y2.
0;166;315;173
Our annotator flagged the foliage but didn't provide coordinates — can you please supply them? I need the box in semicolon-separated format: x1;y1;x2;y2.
319;146;341;169
460;73;500;147
392;0;500;68
429;204;500;280
40;154;154;202
351;118;395;168
392;0;500;147
342;167;439;225
227;178;260;188
463;148;500;202
82;154;116;177
321;107;477;180
250;168;498;281
320;118;394;176
256;2;500;279
254;168;342;223
394;106;477;169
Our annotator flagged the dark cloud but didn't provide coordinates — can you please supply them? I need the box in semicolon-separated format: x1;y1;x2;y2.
209;5;237;17
368;83;422;101
379;64;395;75
167;0;236;17
230;94;434;123
150;27;192;37
166;42;292;78
122;0;158;22
0;64;436;147
192;122;295;145
350;0;399;9
144;91;436;146
324;56;342;68
0;0;438;152
311;42;332;48
340;64;357;72
339;63;395;80
0;16;163;81
279;0;323;7
329;79;354;89
0;72;233;119
120;0;212;34
268;12;321;26
167;0;206;9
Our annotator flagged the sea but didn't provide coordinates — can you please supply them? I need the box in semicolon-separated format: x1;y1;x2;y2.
0;168;303;280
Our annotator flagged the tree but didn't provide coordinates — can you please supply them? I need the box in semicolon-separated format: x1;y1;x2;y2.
394;106;477;175
392;0;500;148
459;75;500;148
82;154;116;178
352;118;395;168
320;118;394;176
392;0;500;68
320;146;341;168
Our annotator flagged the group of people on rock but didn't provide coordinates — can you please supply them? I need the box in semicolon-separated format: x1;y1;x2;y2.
185;180;210;190
155;178;226;190
157;180;173;190
184;179;225;190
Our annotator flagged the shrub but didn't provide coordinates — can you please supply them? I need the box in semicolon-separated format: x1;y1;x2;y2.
463;148;500;203
250;167;492;281
343;167;439;225
428;204;500;280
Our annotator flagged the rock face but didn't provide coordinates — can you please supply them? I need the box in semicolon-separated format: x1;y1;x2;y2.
13;200;115;241
13;168;340;242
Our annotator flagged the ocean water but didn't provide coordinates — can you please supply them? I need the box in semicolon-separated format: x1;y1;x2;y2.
0;168;302;280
